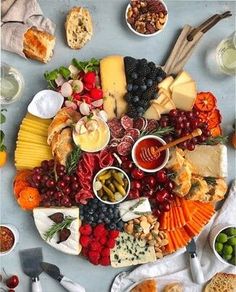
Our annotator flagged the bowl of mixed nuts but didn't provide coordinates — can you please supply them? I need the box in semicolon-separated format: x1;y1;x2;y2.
125;0;168;37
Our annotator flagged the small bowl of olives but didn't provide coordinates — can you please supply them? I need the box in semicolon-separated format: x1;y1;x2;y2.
209;224;236;266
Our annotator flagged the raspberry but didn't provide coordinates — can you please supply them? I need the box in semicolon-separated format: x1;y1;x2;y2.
93;224;106;238
99;236;107;245
89;240;102;252
83;72;96;84
101;247;110;258
88;251;100;265
100;256;110;266
90;88;103;100
80;224;92;236
109;230;119;239
106;238;116;249
80;235;91;248
82;248;89;257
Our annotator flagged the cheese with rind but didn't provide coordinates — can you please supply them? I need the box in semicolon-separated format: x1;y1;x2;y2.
158;76;174;92
119;198;151;222
169;71;193;91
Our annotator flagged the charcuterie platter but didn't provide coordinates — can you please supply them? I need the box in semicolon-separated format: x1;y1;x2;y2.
13;54;229;268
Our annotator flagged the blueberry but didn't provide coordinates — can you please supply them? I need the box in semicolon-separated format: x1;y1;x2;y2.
125;93;132;102
137;106;144;113
133;85;139;91
93;198;99;204
146;79;153;87
131;72;138;79
91;222;96;227
116;221;124;230
93;213;99;220
97;218;103;223
101;205;107;212
80;215;84;220
140;84;147;91
109;223;116;230
108;207;114;213
132;95;139;103
104;217;110;224
137;112;143;117
88;208;94;214
98;201;104;207
80;208;84;215
127;83;133;92
114;208;119;216
99;212;105;219
156;76;163;83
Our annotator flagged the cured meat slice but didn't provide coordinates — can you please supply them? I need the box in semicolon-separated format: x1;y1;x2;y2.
98;149;114;168
125;128;140;141
121;115;134;130
133;117;147;131
146;119;159;132
121;135;134;144
117;142;133;156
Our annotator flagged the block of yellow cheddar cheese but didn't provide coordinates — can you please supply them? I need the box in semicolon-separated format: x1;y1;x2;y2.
100;55;127;120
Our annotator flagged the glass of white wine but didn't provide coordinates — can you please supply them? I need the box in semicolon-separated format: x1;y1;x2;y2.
0;63;25;104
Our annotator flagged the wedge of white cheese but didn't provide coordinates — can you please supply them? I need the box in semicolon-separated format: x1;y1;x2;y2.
33;207;82;255
184;144;228;178
110;232;156;268
119;197;151;222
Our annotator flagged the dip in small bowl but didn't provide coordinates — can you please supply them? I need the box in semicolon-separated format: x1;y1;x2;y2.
0;224;19;256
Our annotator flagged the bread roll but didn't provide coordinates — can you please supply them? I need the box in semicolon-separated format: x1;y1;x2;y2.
23;27;55;63
65;7;93;49
204;273;236;292
131;279;157;292
163;282;183;292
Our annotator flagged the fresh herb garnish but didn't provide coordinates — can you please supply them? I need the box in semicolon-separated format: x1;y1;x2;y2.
167;171;177;180
0;109;7;151
204;176;217;186
203;135;228;145
44;66;71;89
43;216;76;241
140;126;174;138
66;145;82;175
72;58;100;73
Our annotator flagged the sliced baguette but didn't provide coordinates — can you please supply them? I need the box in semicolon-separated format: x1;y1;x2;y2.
204;273;236;292
65;7;93;49
23;27;56;63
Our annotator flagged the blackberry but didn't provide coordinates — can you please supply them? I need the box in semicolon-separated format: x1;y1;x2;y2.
127;104;137;118
156;67;167;79
142;83;157;101
134;77;145;86
148;62;156;69
124;56;137;75
138;99;148;108
139;58;148;66
131;72;138;79
132;95;140;103
124;92;133;102
147;71;157;80
137;65;151;77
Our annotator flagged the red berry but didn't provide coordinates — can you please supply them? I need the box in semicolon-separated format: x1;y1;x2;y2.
90;88;103;100
82;248;89;257
99;236;107;245
131;168;144;180
128;189;140;199
106;238;116;249
89;240;102;252
153;208;161;218
80;224;92;236
162;201;171;212
100;256;111;266
80;235;91;248
101;247;110;257
156;170;167;183
144;176;157;188
88;251;100;265
131;180;142;190
93;224;106;238
83;72;96;84
109;230;119;239
6;275;19;289
121;160;133;173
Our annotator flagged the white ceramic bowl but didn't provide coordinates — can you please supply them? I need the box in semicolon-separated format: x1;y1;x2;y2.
132;135;169;173
93;166;130;205
209;223;236;266
0;224;19;256
125;0;168;37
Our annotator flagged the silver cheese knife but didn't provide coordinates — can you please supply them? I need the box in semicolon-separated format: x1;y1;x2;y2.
186;238;204;284
41;262;85;292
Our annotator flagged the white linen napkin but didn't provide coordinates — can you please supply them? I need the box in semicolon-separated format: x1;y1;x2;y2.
111;180;236;292
1;0;55;58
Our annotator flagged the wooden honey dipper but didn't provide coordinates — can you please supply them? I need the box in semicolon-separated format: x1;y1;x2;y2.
140;128;202;162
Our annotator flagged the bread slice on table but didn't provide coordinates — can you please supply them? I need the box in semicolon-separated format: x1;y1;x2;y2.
131;279;157;292
65;7;93;49
204;273;236;292
23;27;56;63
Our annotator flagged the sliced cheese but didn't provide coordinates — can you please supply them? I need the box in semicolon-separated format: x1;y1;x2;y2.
184;144;228;178
170;71;193;91
33;207;82;255
152;103;169;115
143;104;161;120
158;87;171;99
172;81;197;111
119;198;151;222
110;232;156;268
100;55;127;120
158;76;174;91
154;93;176;113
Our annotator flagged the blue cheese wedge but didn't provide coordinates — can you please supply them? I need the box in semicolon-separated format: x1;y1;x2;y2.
110;232;156;268
119;198;151;222
33;207;81;255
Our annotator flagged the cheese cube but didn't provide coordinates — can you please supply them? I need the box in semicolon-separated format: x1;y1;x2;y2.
184;145;228;178
158;76;174;91
172;81;197;111
170;71;193;91
143;104;161;120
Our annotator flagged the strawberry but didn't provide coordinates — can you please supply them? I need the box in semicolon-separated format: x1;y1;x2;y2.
88;251;100;265
90;88;103;100
80;224;92;236
99;236;107;245
101;247;110;258
80;235;91;248
89;240;102;252
109;230;119;239
83;72;96;84
106;238;116;249
100;256;110;266
93;224;106;238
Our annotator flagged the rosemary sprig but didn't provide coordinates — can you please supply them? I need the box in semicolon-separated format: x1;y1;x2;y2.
204;176;217;186
43;216;76;241
66;145;82;175
140;126;174;138
203;135;228;145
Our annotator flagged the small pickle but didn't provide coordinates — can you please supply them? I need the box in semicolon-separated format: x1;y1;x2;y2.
98;171;111;180
112;171;124;186
123;179;128;190
102;184;115;201
114;192;123;201
97;188;103;197
113;180;126;196
108;182;116;192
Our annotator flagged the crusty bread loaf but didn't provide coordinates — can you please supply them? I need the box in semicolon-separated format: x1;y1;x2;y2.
23;27;55;63
204;273;236;292
131;279;157;292
65;7;93;49
163;282;183;292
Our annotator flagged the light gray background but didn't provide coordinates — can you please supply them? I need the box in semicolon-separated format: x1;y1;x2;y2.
1;1;235;291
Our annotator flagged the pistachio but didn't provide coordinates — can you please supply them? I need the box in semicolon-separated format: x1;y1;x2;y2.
156;252;163;259
148;240;155;246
